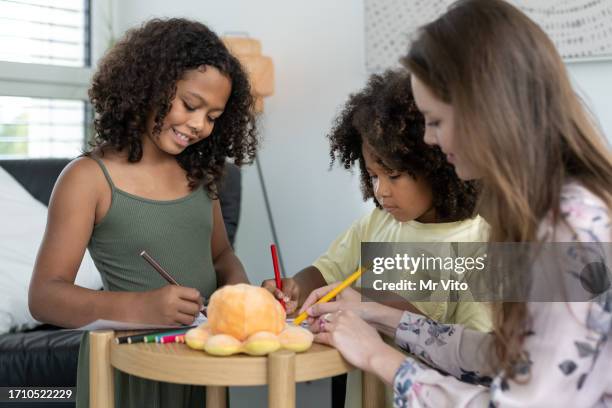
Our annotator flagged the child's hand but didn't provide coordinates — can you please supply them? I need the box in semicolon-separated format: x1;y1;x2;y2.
137;285;203;326
261;278;300;315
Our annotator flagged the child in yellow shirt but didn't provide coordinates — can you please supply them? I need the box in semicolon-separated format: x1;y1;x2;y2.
264;69;489;329
263;69;490;407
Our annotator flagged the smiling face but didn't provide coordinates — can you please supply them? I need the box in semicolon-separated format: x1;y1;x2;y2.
410;75;480;181
146;65;232;156
362;142;435;223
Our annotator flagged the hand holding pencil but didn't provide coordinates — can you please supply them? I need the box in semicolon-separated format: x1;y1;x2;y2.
261;277;300;314
270;244;285;310
137;250;204;326
261;244;302;314
294;267;363;327
134;284;203;327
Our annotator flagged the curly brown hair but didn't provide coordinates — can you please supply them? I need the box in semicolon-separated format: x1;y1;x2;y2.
87;18;258;197
328;70;478;222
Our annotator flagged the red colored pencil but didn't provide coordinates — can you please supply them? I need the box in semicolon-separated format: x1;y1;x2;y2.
270;244;285;309
159;333;182;344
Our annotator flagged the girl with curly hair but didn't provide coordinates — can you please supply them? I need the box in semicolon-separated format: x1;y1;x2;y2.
266;69;488;325
29;18;258;407
303;1;612;407
263;68;491;407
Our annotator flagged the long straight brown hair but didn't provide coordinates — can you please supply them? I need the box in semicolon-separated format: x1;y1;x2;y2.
403;0;612;377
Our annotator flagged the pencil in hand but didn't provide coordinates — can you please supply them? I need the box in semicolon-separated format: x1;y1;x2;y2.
140;250;206;312
293;267;363;326
140;250;179;285
270;244;285;310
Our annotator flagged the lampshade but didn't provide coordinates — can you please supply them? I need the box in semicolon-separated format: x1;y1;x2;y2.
222;36;274;113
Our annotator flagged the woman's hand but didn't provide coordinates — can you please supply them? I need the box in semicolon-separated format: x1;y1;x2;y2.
299;283;366;331
314;310;383;370
262;277;300;314
316;310;407;384
135;285;203;326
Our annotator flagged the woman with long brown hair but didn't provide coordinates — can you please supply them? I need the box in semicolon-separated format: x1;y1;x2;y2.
301;0;612;405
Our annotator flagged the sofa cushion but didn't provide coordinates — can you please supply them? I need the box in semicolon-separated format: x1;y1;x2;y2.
0;159;69;207
0;328;83;386
218;163;241;246
0;166;103;334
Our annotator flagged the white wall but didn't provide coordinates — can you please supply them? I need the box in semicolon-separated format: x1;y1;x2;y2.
567;60;612;145
113;0;370;287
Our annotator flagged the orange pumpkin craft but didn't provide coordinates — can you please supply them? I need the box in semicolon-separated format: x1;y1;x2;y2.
185;284;314;356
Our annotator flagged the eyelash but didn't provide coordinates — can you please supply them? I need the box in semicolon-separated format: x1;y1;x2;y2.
368;174;400;180
183;101;218;123
426;120;440;128
183;101;195;112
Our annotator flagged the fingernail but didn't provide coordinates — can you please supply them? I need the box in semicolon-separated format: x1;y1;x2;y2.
307;307;313;315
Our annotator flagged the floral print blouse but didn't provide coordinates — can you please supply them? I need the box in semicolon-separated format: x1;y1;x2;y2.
392;183;612;407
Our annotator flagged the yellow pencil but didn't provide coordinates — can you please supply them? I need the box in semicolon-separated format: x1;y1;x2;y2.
293;267;363;325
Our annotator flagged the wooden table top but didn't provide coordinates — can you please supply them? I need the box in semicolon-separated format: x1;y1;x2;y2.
109;333;354;386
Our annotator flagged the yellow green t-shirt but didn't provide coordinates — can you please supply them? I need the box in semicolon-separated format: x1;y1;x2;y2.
312;207;491;331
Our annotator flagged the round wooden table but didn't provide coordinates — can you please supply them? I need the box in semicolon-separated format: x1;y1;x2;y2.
89;330;385;408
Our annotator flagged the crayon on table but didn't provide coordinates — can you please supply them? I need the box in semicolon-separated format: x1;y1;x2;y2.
115;330;166;344
159;333;185;344
151;328;191;343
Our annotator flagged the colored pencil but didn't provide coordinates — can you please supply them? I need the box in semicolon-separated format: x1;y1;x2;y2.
140;250;180;285
270;244;285;309
115;330;167;344
293;267;363;326
159;333;185;344
150;328;191;343
131;329;188;344
116;328;189;344
140;250;206;311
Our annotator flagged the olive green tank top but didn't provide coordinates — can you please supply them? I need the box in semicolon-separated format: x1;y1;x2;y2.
76;157;214;408
87;156;217;296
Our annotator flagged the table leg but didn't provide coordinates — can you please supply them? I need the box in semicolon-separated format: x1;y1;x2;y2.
90;330;115;408
362;370;385;408
268;350;296;408
206;386;227;407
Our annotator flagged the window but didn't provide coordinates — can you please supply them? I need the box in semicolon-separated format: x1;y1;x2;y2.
0;0;90;67
0;96;88;158
0;0;93;159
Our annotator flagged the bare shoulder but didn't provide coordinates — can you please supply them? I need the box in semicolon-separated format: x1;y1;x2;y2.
50;156;107;206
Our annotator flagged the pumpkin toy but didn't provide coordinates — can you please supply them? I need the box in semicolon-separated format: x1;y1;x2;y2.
185;284;313;356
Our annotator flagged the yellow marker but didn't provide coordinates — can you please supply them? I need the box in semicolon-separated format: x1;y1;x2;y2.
293;267;363;326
